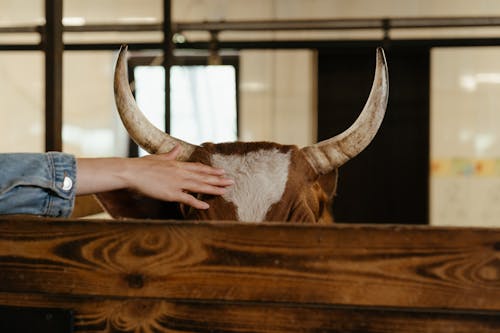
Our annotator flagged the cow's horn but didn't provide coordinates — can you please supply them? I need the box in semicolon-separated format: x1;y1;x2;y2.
114;44;196;159
302;47;389;175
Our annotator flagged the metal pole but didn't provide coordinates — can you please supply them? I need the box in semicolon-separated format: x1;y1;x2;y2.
163;0;172;133
44;0;63;151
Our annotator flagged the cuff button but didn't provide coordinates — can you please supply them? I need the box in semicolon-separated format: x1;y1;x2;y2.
62;176;73;191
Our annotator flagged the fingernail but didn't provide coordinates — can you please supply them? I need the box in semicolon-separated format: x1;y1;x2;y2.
201;202;210;209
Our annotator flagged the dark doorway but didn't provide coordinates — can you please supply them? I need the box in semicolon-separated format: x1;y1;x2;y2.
317;46;430;224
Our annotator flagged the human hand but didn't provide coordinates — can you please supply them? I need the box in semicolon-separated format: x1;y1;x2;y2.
123;145;233;209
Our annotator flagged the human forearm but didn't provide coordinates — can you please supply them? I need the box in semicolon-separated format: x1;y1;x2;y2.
75;157;129;195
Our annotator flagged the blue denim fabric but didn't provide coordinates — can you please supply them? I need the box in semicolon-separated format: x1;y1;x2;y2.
0;152;76;217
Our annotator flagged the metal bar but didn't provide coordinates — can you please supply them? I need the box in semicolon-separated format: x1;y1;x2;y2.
0;26;41;33
175;40;383;50
0;43;159;51
63;42;162;51
175;16;500;32
176;38;500;50
2;17;500;53
4;36;500;53
174;19;382;32
0;44;42;51
163;0;172;133
64;23;162;32
3;16;500;35
0;24;159;34
390;16;500;28
44;0;63;152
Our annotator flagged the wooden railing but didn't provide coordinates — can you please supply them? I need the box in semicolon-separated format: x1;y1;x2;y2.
0;216;499;332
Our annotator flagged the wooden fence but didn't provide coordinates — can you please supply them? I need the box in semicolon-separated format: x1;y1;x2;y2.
0;216;499;332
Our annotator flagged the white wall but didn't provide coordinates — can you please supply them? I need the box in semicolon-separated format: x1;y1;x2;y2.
239;50;316;147
173;0;500;20
431;47;500;227
0;52;44;152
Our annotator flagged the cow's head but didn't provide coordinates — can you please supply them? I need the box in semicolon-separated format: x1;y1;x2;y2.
97;46;388;223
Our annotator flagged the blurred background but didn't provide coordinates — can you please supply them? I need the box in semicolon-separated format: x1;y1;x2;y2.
2;0;500;226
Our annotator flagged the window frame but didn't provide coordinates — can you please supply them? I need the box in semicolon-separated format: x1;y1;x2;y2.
126;53;240;157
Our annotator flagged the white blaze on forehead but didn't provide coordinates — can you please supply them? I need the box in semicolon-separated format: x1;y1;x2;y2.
211;149;291;222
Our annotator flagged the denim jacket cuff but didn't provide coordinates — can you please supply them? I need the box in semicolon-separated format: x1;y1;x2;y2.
45;152;77;217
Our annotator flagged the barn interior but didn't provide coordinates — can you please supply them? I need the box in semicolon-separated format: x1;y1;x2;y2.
3;0;500;226
1;0;500;226
2;1;500;332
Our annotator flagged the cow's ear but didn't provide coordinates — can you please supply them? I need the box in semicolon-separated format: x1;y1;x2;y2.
317;169;338;198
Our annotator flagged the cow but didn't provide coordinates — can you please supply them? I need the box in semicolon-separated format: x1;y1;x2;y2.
96;45;388;223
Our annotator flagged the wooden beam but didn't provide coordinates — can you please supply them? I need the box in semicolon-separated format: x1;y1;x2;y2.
1;292;499;333
0;218;499;311
44;0;63;151
1;217;500;332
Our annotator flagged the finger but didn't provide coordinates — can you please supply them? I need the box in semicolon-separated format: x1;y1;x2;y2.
208;176;234;187
177;192;210;210
181;162;226;176
183;181;229;196
182;171;234;187
158;145;182;161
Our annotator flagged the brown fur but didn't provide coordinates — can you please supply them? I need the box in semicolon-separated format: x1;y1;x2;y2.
265;149;337;224
96;141;337;223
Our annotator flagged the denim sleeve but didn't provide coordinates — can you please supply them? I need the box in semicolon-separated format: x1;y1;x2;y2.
0;152;77;217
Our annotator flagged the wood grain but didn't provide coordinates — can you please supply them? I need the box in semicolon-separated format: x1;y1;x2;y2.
1;293;499;333
0;217;499;311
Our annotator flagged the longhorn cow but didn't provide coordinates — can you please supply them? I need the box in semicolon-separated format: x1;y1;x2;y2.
96;46;389;223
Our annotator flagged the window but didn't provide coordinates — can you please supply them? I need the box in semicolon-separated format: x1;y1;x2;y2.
132;57;238;156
